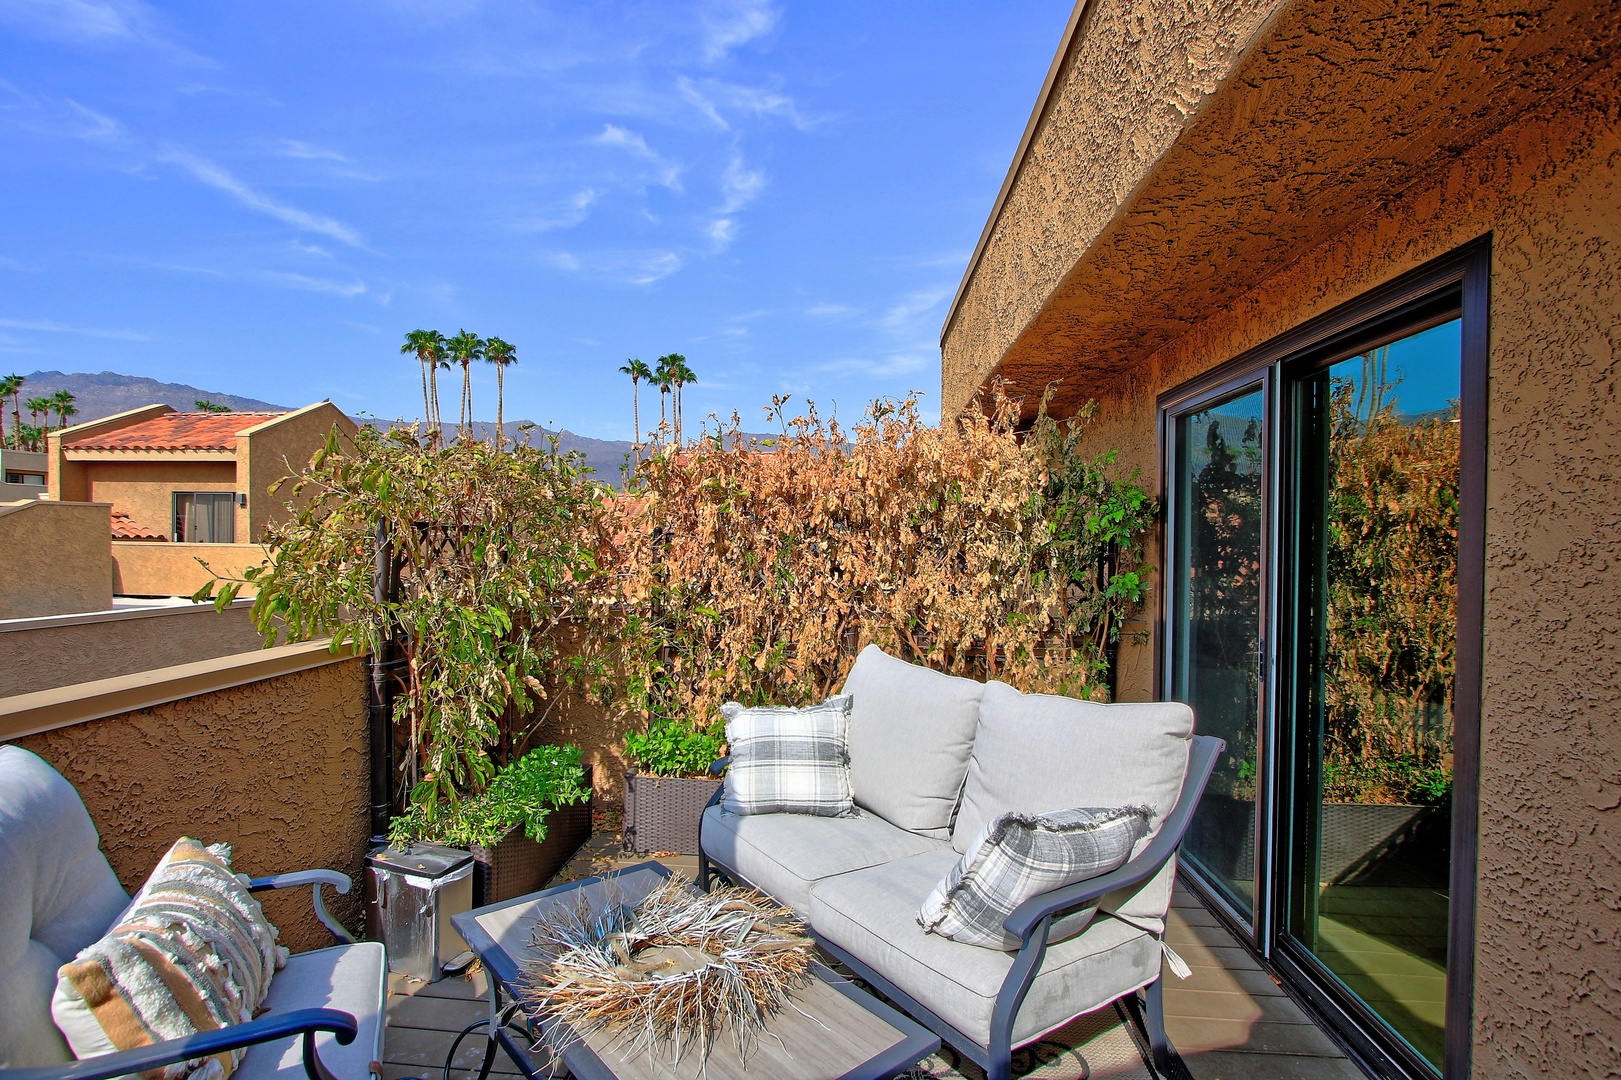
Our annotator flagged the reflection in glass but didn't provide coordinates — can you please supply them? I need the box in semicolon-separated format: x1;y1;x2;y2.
1171;388;1264;914
1288;318;1460;1070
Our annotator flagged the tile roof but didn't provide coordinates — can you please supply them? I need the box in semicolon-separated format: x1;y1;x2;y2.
110;509;166;540
67;411;284;452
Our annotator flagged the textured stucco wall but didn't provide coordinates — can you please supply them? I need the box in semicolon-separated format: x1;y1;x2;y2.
86;459;237;540
941;0;1285;416
1022;56;1621;1080
11;655;370;952
0;501;112;620
0;601;263;696
111;541;268;598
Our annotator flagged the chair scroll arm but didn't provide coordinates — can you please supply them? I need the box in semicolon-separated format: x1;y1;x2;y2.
0;1009;357;1080
1002;734;1226;943
708;756;731;777
248;869;356;943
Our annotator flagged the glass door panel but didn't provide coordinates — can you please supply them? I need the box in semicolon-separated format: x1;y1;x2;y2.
1169;386;1266;917
1284;318;1461;1071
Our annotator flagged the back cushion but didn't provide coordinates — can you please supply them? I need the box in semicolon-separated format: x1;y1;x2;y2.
0;747;129;1068
952;682;1193;927
840;645;984;838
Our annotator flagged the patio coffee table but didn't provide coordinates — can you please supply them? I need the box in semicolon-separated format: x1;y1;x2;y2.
451;861;940;1080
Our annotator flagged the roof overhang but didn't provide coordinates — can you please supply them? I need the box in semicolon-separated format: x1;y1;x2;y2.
945;0;1621;420
63;449;237;463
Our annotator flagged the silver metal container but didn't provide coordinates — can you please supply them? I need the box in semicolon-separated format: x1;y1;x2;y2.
366;841;474;983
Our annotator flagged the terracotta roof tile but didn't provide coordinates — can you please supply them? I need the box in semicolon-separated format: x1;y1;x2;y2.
69;411;283;452
110;509;166;540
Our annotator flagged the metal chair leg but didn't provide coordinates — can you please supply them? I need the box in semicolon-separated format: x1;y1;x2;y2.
1144;976;1172;1072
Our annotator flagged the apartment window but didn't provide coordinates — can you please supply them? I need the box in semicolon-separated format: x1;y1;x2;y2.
5;471;44;485
174;492;236;543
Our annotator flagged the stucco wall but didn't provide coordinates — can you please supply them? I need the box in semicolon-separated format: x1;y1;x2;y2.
0;501;112;620
989;54;1621;1079
111;541;268;598
10;654;370;952
0;601;263;696
241;403;356;540
86;459;237;541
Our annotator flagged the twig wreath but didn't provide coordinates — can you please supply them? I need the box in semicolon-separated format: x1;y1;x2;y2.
517;879;817;1067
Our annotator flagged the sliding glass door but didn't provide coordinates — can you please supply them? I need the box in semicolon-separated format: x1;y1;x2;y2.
1167;384;1267;919
1280;318;1462;1071
1161;242;1485;1080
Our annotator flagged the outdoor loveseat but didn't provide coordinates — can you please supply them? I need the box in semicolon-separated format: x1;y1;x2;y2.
698;645;1222;1080
0;746;386;1080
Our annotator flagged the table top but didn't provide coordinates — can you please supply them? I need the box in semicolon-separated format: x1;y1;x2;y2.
452;862;939;1080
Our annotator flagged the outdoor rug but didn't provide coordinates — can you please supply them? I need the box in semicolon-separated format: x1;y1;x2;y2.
896;1002;1171;1080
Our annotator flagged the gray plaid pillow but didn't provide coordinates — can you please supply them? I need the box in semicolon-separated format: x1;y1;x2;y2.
720;695;854;817
918;806;1151;950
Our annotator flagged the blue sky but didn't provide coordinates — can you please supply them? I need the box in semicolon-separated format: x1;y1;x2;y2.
0;1;1069;437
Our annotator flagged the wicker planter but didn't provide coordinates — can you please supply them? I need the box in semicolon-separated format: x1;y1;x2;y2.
469;767;594;907
622;772;720;856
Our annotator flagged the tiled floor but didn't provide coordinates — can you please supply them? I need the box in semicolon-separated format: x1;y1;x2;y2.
381;829;1366;1080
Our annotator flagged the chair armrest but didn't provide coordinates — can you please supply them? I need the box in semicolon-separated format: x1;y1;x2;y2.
1002;734;1226;943
248;869;356;943
0;1008;357;1080
708;756;731;776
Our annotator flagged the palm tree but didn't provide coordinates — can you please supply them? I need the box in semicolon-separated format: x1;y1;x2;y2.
484;336;516;448
653;356;673;447
49;389;77;430
194;400;231;413
668;355;695;445
401;329;447;433
619;359;651;450
25;396;50;436
0;375;21;448
17;423;43;453
447;330;484;440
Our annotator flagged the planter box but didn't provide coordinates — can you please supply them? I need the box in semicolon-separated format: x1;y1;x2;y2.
623;771;720;856
469;767;594;907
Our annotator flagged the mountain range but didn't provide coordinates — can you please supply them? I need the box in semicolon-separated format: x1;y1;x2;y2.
7;370;770;481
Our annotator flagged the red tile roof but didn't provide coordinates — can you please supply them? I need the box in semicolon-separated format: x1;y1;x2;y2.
110;509;166;540
67;411;283;451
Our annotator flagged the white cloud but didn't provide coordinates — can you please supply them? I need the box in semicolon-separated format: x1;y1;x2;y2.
278;139;348;162
64;99;119;138
705;217;737;247
0;0;207;63
720;153;764;213
262;272;367;298
699;0;779;63
592;124;682;190
518;187;598;232
0;316;150;340
160;148;365;247
544;248;681;286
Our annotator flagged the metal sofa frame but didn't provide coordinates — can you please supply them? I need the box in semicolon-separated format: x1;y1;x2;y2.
697;733;1225;1080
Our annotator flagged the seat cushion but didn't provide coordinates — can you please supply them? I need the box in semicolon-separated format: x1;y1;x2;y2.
952;682;1193;930
840;645;985;839
235;943;386;1080
809;849;1160;1048
701;804;942;912
0;747;129;1068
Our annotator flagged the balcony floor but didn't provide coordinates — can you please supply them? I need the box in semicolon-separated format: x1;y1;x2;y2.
381;830;1365;1080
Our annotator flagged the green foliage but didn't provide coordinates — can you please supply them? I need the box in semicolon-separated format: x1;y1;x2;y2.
623;715;726;778
389;744;589;848
196;423;608;826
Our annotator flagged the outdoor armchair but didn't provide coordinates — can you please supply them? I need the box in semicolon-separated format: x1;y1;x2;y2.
0;746;386;1080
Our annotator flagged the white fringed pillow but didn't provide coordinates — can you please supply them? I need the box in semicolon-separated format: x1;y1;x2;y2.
51;837;287;1080
721;695;854;816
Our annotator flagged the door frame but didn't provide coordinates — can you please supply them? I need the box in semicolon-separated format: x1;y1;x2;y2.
1155;237;1489;1080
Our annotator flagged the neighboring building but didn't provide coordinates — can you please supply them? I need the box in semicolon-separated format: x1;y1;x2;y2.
941;5;1617;1080
0;449;48;503
45;400;355;596
0;500;112;620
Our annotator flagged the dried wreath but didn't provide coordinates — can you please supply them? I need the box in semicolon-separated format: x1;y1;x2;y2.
517;878;816;1067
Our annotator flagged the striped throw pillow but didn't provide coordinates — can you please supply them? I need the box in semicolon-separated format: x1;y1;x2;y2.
918;806;1151;950
51;838;288;1080
721;695;854;816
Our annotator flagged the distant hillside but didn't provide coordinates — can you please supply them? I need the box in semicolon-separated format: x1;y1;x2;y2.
14;370;288;421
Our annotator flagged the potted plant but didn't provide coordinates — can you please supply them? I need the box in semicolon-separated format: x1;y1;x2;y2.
390;744;594;905
621;716;725;855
